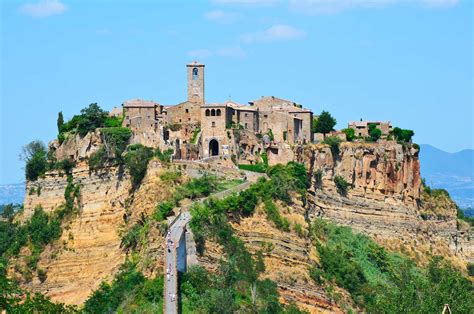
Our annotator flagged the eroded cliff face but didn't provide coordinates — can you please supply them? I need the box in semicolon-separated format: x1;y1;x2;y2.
197;199;343;314
18;160;175;305
300;141;473;266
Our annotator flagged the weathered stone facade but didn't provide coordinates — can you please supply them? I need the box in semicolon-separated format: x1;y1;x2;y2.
348;120;392;137
120;62;314;159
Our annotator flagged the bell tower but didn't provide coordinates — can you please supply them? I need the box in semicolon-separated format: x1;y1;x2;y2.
187;61;205;104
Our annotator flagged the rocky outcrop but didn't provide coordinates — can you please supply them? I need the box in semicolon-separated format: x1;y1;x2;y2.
197;200;342;313
19;160;176;305
302;141;473;265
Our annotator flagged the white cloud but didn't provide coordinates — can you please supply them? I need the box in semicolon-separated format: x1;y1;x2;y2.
205;10;239;23
20;0;66;18
241;24;306;43
187;46;246;58
288;0;460;14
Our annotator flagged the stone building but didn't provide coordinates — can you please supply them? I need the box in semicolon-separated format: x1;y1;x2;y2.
348;121;392;137
122;62;315;159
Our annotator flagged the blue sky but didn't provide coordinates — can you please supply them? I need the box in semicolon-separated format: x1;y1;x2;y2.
0;0;472;184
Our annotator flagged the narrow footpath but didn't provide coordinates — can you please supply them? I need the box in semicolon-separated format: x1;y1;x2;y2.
163;171;263;314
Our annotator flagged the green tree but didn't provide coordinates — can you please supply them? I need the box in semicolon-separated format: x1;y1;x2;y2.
21;140;48;181
57;111;64;133
342;128;355;141
368;123;382;142
124;145;154;188
391;127;414;143
314;111;336;135
77;103;108;136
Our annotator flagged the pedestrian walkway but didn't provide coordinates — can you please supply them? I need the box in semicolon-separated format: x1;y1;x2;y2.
163;171;264;313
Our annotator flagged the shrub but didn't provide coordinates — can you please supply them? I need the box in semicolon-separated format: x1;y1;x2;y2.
323;136;342;160
83;262;146;313
238;163;267;173
263;200;290;231
120;224;142;251
159;170;181;183
391;127;414;143
334;175;350;196
89;147;107;171
192;127;201;144
124;145;154;188
100;127;132;158
342;128;355;141
37;268;47;283
368;123;382;142
468;263;474;277
153;201;174;221
104;116;123;128
314;169;323;189
155;148;174;163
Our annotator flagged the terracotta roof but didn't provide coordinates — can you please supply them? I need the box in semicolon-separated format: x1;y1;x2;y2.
123;99;158;108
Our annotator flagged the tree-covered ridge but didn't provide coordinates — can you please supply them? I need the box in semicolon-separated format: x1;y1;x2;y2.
309;218;474;313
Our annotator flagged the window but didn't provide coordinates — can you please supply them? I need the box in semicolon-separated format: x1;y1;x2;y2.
126;116;129;119
179;119;182;122
244;113;248;117
264;114;268;118
245;123;248;129
188;118;191;121
192;67;198;80
205;109;210;116
211;109;216;116
212;121;216;127
186;109;189;113
216;109;221;116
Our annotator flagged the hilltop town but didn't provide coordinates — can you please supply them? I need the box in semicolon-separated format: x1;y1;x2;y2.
1;62;472;314
106;62;400;168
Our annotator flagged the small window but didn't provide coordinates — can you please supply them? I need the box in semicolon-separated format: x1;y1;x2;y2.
205;109;210;116
192;67;198;80
188;118;191;121
264;114;268;118
216;109;221;116
245;123;248;129
179;119;182;122
186;109;189;113
126;116;129;119
212;121;216;127
211;109;216;116
244;113;248;117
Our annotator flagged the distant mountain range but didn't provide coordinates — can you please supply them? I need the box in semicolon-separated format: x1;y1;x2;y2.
0;183;25;206
0;144;472;213
419;144;474;210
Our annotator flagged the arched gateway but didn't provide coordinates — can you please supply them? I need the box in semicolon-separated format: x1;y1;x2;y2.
209;139;219;156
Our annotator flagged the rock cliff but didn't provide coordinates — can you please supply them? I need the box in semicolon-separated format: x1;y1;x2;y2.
15;139;473;309
300;141;473;266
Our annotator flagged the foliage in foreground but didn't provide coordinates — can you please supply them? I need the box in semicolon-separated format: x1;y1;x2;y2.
186;163;309;312
309;218;474;313
83;261;163;314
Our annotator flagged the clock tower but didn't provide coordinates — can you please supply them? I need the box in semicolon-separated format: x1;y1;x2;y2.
187;61;205;104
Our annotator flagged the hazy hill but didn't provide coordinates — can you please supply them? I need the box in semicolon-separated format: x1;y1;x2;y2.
419;144;474;209
0;182;25;206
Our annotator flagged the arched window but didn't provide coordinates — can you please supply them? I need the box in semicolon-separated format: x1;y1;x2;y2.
192;67;198;80
216;109;221;116
205;109;210;116
211;109;216;116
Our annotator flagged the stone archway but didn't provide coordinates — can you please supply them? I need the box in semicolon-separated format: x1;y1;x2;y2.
209;139;219;156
